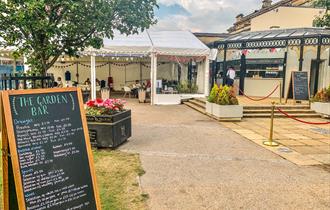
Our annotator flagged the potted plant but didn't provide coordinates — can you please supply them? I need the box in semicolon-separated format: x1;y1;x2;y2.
310;85;330;117
85;98;131;148
212;85;243;121
206;84;219;115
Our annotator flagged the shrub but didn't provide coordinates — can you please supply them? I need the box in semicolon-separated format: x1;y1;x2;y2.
177;80;199;94
215;85;239;105
208;84;219;103
312;85;330;103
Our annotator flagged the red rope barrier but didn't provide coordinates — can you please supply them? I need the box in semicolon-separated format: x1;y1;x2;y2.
237;85;279;101
276;107;330;125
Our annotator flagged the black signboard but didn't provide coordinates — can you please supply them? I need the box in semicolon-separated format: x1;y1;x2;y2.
287;71;310;101
1;88;101;210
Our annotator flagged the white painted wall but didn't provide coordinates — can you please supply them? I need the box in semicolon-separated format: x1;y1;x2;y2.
319;46;330;90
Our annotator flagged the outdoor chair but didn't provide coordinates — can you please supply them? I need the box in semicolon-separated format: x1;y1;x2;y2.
123;86;132;98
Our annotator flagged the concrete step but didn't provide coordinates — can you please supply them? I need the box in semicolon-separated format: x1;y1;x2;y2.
184;102;206;115
193;98;206;105
243;105;310;110
243;109;317;114
188;99;206;109
243;113;321;118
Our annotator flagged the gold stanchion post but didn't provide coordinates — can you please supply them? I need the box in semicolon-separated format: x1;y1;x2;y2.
263;101;279;147
279;82;282;104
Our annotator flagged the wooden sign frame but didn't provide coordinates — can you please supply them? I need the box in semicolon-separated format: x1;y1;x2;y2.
285;71;310;104
1;87;101;210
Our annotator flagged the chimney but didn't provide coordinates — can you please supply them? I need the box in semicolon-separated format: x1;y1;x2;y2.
262;0;272;9
236;14;244;22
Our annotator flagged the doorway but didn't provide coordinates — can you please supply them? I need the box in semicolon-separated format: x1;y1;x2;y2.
310;59;325;96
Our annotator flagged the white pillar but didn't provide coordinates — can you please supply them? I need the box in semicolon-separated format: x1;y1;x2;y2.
153;54;157;105
204;56;210;97
150;53;157;105
150;54;154;105
91;55;96;100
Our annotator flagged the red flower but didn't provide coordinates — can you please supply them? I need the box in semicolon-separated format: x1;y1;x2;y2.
95;98;104;106
86;100;96;107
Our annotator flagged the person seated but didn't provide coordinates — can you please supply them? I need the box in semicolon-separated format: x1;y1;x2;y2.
84;78;91;85
131;80;141;98
56;77;63;88
96;78;101;86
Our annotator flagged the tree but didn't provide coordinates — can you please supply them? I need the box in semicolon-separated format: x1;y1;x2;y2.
313;0;330;27
0;0;158;75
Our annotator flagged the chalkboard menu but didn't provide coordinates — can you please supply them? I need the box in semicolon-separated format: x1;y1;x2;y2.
287;71;310;101
1;88;101;210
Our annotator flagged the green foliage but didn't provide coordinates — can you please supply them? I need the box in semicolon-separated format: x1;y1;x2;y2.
215;85;239;105
312;85;330;102
313;0;330;27
177;81;199;94
0;0;158;75
208;84;219;103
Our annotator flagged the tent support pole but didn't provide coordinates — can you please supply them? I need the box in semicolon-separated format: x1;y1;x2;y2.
150;53;157;105
108;61;111;77
204;56;210;96
150;55;154;105
91;55;96;100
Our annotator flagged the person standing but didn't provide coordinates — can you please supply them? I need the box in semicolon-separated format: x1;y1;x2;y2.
226;66;236;87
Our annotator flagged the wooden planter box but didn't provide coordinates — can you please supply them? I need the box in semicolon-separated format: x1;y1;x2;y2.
311;102;330;118
212;104;243;121
86;110;132;148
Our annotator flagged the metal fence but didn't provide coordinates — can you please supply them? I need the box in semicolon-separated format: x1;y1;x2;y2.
0;73;55;90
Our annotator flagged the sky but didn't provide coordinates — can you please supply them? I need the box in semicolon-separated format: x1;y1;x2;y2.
152;0;281;33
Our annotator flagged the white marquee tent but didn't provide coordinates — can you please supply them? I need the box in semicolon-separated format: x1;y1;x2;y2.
80;30;210;105
1;31;210;105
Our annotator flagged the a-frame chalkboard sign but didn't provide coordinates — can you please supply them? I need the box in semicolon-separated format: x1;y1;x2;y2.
286;71;310;103
1;88;101;210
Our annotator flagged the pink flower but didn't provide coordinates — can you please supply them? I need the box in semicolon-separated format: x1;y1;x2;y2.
86;98;126;113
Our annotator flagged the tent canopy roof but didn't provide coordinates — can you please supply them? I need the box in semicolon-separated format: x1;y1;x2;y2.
83;30;210;57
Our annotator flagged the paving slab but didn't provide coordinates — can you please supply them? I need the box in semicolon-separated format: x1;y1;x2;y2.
120;101;330;210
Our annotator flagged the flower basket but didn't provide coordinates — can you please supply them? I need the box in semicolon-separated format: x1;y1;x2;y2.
85;99;131;148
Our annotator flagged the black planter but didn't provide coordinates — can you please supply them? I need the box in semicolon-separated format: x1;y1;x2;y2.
86;110;132;148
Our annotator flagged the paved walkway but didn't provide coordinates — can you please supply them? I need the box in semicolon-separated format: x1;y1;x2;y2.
121;101;330;210
221;118;330;166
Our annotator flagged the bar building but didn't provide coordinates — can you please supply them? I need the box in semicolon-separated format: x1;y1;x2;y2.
213;28;330;98
210;0;329;99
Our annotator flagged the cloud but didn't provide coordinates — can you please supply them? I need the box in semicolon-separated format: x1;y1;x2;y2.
153;0;281;33
155;3;191;18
